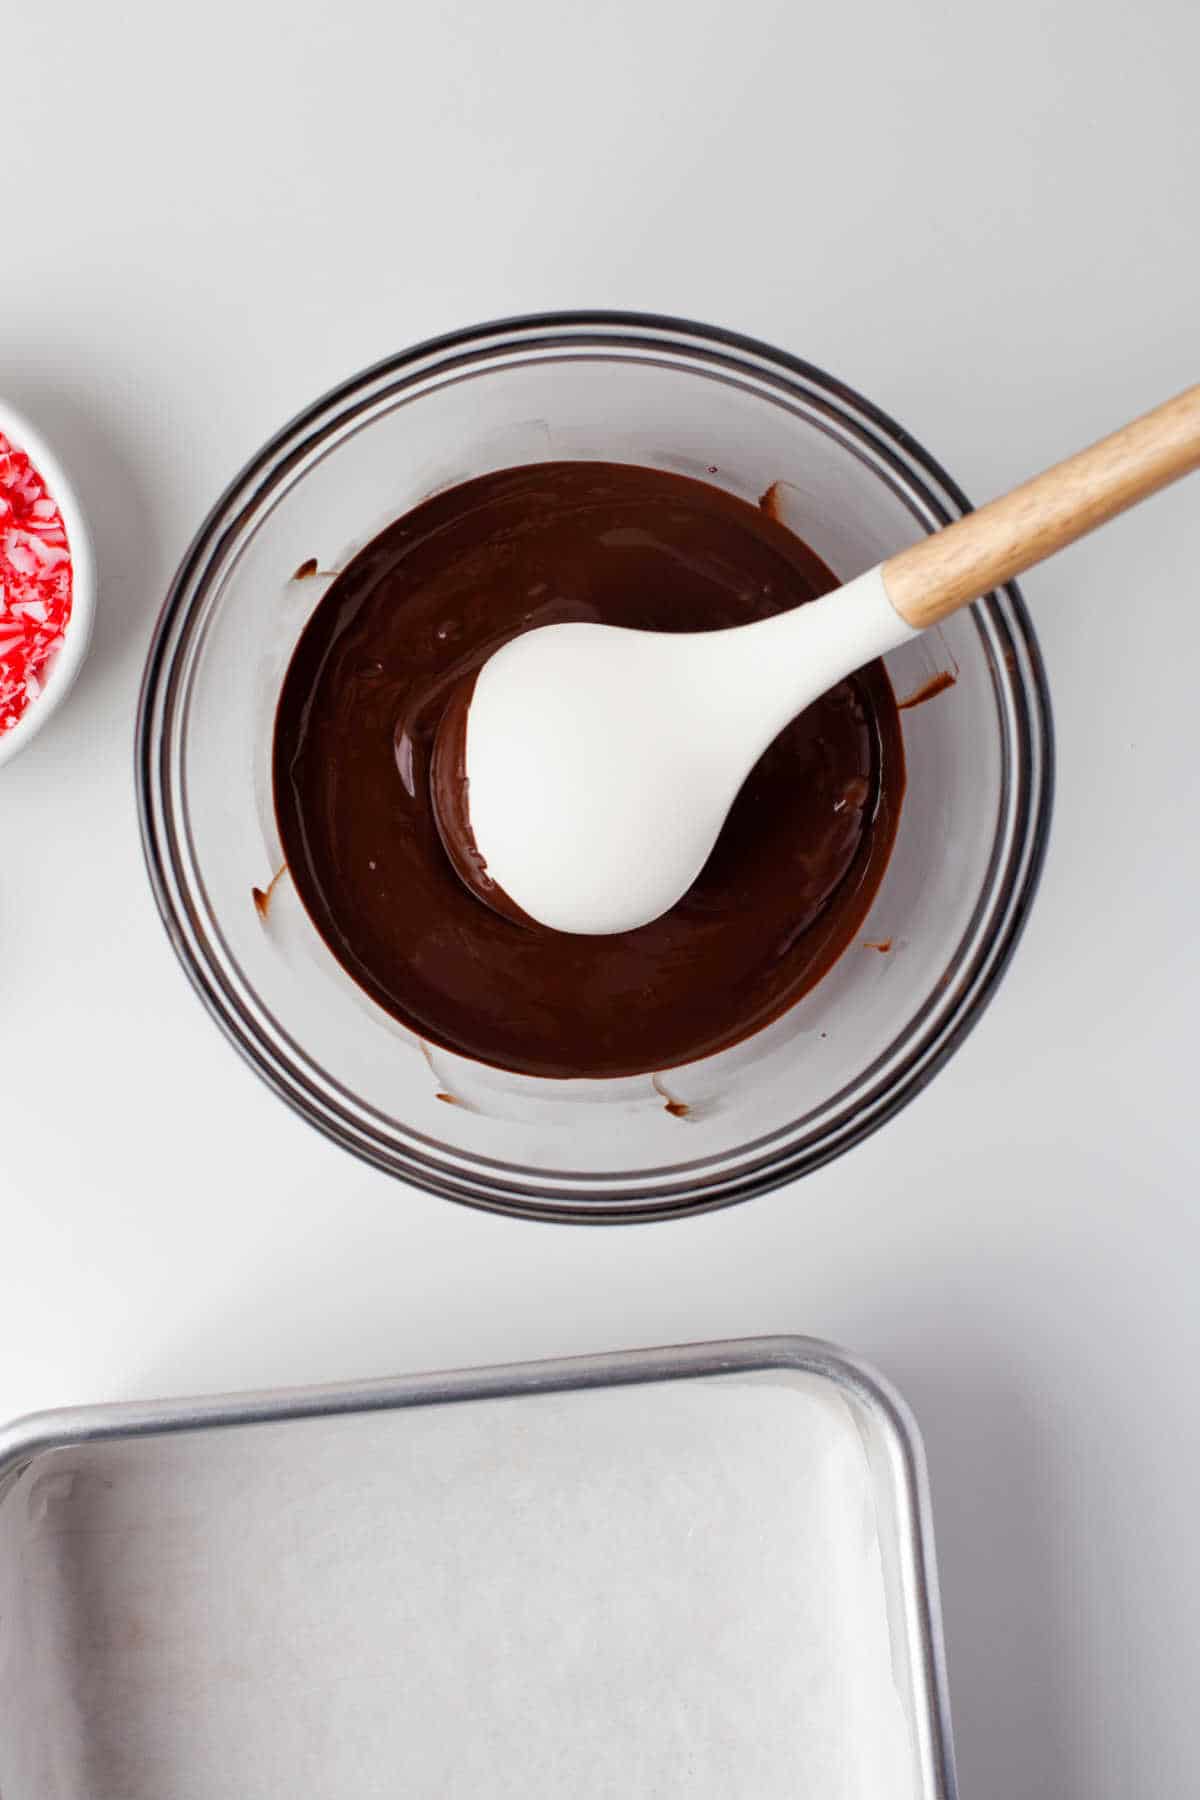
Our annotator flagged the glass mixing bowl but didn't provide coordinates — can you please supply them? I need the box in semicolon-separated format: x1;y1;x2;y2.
138;314;1053;1222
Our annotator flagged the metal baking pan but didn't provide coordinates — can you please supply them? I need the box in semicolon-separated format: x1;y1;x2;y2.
0;1336;956;1798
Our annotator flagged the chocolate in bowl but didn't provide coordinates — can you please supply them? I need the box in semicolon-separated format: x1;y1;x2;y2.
138;314;1052;1218
273;462;905;1079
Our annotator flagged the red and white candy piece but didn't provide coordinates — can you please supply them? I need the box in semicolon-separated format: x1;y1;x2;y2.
0;431;74;735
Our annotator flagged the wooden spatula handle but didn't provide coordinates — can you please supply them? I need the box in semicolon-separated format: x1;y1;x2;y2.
882;385;1200;630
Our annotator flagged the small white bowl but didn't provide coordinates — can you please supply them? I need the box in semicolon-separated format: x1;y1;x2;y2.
0;398;96;769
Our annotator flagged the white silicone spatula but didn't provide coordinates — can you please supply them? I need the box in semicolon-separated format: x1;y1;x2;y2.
434;386;1200;935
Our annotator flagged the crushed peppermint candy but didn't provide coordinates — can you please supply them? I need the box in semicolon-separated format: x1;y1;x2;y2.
0;431;73;734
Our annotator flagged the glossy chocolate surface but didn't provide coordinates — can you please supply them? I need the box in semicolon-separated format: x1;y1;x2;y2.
274;463;905;1078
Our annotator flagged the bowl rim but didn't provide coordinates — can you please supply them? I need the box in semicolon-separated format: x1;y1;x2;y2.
0;397;97;769
137;310;1055;1223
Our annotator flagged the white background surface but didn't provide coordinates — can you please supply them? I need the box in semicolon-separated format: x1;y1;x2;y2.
3;2;1197;1793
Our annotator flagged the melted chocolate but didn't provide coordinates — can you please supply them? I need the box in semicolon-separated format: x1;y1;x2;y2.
273;463;905;1079
897;669;957;710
